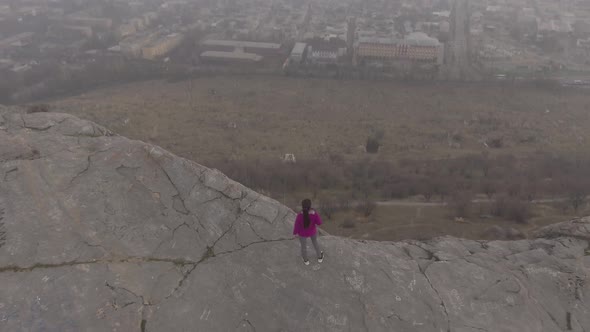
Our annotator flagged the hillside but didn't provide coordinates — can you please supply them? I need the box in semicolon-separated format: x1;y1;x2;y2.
44;77;590;242
0;107;589;331
48;78;590;162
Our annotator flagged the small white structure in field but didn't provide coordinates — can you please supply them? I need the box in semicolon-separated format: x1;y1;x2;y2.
282;154;296;163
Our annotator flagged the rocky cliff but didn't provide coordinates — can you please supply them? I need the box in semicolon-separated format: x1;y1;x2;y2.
0;107;589;332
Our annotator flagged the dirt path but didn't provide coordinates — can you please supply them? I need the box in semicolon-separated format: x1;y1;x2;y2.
374;197;571;207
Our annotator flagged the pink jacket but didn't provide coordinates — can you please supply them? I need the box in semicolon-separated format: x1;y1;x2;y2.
293;209;322;237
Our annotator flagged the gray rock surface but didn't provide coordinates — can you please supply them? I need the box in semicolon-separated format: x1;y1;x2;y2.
0;109;589;332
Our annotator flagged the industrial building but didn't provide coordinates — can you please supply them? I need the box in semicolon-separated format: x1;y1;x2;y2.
201;40;282;56
119;30;185;60
200;51;262;63
355;32;443;66
289;42;307;63
65;15;113;30
141;33;184;60
120;33;159;58
0;32;34;51
306;37;347;65
116;23;137;39
308;46;344;64
60;25;94;38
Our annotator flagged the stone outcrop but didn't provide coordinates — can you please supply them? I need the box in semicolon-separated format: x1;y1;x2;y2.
0;108;589;331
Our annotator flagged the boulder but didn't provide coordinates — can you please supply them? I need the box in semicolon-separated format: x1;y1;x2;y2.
0;108;589;331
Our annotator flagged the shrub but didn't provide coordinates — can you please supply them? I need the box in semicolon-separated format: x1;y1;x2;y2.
491;195;509;216
26;104;50;113
317;198;337;220
488;137;504;149
480;180;497;199
418;179;435;202
449;191;473;218
340;219;356;228
356;199;377;217
492;195;531;224
317;197;349;220
559;176;590;213
432;178;451;201
366;137;380;153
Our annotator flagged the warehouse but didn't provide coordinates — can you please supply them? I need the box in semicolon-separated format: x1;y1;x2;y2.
200;51;263;63
201;40;282;56
355;32;443;66
289;42;307;63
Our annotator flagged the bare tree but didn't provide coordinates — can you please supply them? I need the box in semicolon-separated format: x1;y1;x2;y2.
449;191;473;218
563;178;589;213
187;75;197;111
318;198;338;220
356;197;377;217
481;180;497;199
492;195;531;224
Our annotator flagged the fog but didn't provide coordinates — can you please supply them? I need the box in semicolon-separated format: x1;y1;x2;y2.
2;0;590;239
1;0;589;104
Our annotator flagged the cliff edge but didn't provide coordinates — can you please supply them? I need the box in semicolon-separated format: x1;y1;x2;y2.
0;107;589;331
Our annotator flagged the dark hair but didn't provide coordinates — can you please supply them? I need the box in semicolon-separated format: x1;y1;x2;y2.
302;199;312;228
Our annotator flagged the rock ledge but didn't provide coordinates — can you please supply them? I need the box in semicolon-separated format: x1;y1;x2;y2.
0;109;589;332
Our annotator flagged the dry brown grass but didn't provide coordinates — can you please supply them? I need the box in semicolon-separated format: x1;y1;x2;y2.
320;202;590;242
48;77;590;163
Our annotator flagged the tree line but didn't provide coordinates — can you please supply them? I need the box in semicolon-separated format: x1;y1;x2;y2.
210;152;590;223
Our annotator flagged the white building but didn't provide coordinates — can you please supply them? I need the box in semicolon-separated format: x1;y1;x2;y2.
289;42;307;63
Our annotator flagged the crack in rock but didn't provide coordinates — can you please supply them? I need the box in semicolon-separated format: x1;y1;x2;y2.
163;246;214;299
419;263;451;332
153;159;181;198
80;240;107;253
105;281;151;332
152;221;200;255
3;166;18;182
105;281;149;306
244;219;266;241
514;265;564;330
215;238;292;257
387;312;405;322
463;324;488;331
160;238;292;302
357;294;369;332
68;155;92;187
236;318;257;332
0;256;201;274
21;113;71;131
1;146;41;162
209;198;259;253
67;147;115;188
0;206;5;249
172;195;189;215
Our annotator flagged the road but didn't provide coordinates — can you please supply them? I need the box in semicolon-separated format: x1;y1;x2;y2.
446;0;471;79
450;0;469;66
373;197;571;207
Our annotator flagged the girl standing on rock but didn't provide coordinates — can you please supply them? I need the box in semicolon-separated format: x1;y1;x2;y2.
293;199;324;265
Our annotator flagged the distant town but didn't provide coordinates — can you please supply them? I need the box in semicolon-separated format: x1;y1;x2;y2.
1;0;590;102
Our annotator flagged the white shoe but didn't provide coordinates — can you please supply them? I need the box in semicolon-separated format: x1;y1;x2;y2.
303;258;310;265
318;252;324;263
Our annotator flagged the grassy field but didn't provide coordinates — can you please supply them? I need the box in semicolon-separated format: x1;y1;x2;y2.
46;76;590;241
318;202;589;241
48;77;590;162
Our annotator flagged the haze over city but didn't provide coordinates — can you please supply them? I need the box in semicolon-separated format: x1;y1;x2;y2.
1;0;590;330
1;0;590;103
